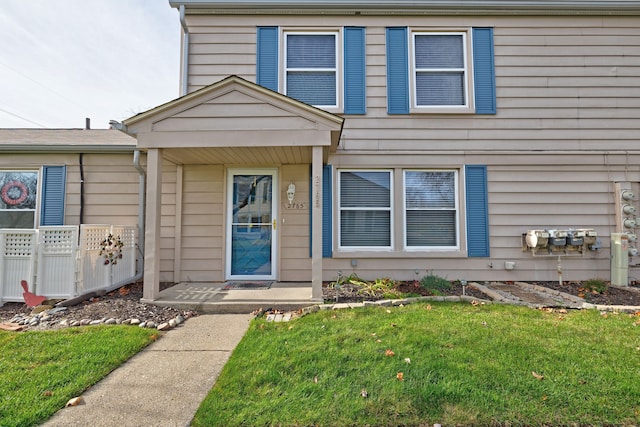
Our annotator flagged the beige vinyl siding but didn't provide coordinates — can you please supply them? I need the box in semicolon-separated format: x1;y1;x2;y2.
175;164;224;282
160;160;178;282
180;13;640;282
280;164;311;281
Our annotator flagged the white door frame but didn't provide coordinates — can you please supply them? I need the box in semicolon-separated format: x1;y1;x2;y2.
225;168;278;280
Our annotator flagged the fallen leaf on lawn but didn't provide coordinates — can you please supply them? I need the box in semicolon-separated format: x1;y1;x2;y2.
361;388;368;398
396;372;404;381
542;395;548;401
43;390;53;397
65;396;84;407
532;371;544;380
386;309;391;314
313;376;318;383
425;304;432;310
385;349;395;357
376;339;382;343
390;323;397;327
471;300;479;306
558;309;568;314
404;357;411;364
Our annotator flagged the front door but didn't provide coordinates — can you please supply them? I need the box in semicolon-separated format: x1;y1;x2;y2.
226;169;277;280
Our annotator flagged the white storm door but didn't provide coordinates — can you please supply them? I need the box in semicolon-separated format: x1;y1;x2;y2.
226;169;277;280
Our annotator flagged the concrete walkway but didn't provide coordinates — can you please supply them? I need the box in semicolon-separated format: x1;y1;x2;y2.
42;314;252;427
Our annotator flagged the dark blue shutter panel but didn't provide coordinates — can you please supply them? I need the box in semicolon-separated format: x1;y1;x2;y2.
386;27;409;114
322;165;332;258
472;27;496;114
465;165;489;257
41;165;66;226
257;26;279;91
344;27;366;114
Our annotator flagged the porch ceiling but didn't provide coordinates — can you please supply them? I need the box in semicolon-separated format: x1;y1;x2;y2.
161;145;314;165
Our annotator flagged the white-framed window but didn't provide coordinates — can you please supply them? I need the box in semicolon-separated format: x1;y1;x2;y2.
338;170;392;249
284;31;339;108
412;31;469;109
404;170;459;249
0;170;38;228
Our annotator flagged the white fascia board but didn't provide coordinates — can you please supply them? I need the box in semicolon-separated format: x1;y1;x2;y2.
168;0;640;15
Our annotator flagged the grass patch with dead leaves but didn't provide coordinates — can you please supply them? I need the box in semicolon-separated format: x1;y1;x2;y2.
0;326;158;427
193;303;640;426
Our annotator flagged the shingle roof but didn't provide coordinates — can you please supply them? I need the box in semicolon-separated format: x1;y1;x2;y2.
0;129;136;152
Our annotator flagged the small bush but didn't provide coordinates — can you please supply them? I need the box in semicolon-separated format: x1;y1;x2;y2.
581;278;609;294
419;271;452;295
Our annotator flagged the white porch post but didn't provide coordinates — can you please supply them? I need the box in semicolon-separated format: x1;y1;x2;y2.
311;146;323;301
143;148;163;301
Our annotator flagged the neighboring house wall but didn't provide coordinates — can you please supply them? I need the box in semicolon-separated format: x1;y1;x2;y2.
0;153;140;228
166;11;640;283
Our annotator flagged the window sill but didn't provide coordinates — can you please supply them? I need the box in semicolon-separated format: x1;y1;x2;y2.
409;106;475;115
333;250;466;259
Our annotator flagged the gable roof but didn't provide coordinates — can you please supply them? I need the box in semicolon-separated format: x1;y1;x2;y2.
123;75;344;154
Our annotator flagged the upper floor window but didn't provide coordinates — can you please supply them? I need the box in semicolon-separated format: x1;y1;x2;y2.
0;171;38;228
284;32;339;108
412;32;468;109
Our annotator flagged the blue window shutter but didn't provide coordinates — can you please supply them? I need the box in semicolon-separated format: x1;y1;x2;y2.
344;27;366;114
386;27;409;114
322;165;332;258
472;27;496;114
257;26;279;92
465;165;489;257
41;165;66;226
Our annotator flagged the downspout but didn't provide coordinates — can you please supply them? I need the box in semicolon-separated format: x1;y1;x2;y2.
79;153;85;225
179;4;189;96
133;150;146;281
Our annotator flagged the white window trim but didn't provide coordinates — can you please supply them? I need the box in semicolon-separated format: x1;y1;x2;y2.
338;169;393;251
403;169;460;251
409;30;473;114
282;29;342;111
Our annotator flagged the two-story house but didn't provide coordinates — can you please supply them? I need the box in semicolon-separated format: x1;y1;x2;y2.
121;0;640;301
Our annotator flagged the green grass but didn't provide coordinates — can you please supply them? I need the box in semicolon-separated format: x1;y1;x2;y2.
193;303;640;426
0;326;158;427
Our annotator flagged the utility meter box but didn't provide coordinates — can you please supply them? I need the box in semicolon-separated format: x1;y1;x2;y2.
611;233;629;286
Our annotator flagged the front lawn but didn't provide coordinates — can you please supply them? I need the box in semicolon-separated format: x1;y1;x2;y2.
193;303;640;426
0;326;158;427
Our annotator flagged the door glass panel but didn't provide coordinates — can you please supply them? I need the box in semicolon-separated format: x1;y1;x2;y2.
231;175;273;276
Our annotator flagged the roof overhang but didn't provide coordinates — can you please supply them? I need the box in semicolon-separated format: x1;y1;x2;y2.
169;0;640;16
123;75;344;164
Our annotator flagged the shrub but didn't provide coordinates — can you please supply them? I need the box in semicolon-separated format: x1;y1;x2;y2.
581;278;609;294
419;271;452;295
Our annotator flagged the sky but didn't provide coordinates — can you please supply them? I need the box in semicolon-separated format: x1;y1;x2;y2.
0;0;181;129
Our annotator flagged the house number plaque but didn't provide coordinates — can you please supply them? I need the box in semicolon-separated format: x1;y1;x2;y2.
285;202;306;210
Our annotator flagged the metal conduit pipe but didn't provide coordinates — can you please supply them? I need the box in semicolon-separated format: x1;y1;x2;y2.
179;4;190;96
133;150;146;279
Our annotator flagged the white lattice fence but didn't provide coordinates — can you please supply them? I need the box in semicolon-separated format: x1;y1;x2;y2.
0;230;36;302
0;225;139;305
36;226;79;299
79;225;138;294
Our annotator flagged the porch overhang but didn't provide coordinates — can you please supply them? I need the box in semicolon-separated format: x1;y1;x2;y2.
123;75;344;165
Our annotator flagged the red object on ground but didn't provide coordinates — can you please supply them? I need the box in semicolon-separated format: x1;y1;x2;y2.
21;280;46;307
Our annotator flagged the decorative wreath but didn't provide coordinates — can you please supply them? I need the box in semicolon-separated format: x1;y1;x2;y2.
99;234;124;265
1;180;28;206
